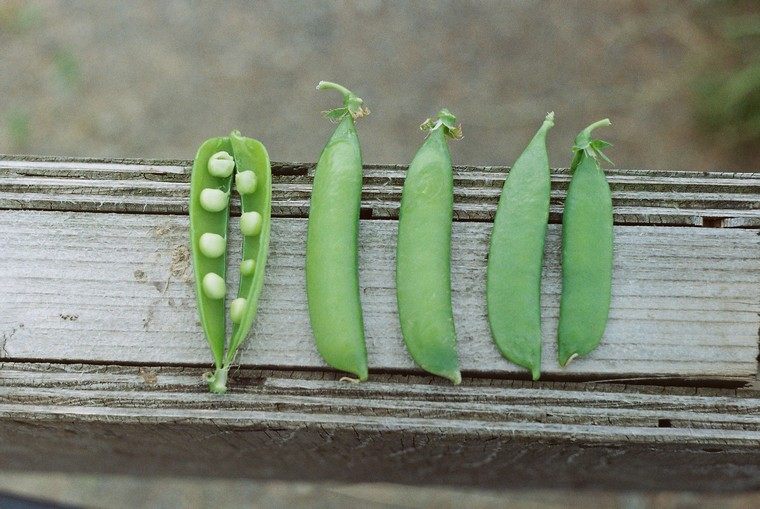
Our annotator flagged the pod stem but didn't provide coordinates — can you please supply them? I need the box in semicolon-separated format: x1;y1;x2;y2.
571;118;613;169
204;365;230;394
420;108;463;140
317;81;369;120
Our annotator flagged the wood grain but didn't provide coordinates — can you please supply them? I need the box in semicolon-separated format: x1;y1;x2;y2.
1;156;759;489
1;363;759;491
1;210;757;378
2;157;758;226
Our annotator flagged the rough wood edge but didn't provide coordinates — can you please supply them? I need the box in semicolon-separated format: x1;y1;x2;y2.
2;154;759;179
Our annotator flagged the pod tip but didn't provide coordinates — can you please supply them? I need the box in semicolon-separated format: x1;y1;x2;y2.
559;352;579;367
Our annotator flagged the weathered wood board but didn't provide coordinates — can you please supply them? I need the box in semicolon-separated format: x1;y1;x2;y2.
1;363;760;491
2;157;759;226
1;210;757;377
1;156;759;491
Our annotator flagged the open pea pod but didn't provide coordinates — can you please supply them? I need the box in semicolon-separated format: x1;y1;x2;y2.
190;131;272;394
190;137;234;369
227;132;272;362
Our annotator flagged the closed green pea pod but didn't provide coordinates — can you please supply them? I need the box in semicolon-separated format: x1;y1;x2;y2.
487;112;554;381
558;119;614;366
306;81;369;381
396;109;462;385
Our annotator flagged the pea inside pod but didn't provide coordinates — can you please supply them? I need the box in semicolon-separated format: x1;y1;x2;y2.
396;109;462;385
190;131;272;394
558;119;614;366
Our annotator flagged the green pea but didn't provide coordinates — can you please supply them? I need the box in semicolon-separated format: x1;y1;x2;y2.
235;170;258;194
306;81;369;382
198;232;226;258
558;119;614;366
240;211;263;236
202;272;226;300
208;150;235;178
240;258;256;276
190;131;272;394
199;188;229;212
486;112;554;381
230;297;247;324
396;109;462;385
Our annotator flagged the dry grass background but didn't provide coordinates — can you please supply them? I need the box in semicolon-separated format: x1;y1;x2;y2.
0;0;757;170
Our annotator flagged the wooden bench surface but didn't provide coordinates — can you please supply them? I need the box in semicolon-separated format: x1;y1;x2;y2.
1;155;759;491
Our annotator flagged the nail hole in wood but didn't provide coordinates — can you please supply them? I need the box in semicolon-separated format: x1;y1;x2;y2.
702;217;725;228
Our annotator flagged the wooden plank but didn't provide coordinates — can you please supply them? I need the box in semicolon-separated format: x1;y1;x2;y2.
1;363;759;491
1;210;757;378
2;158;758;226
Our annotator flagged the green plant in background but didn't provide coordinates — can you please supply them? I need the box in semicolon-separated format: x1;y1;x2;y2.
693;9;760;153
7;109;30;150
53;48;81;93
0;2;41;32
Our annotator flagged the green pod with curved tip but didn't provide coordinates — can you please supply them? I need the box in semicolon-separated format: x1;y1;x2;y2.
558;119;614;366
190;132;272;394
396;110;462;385
190;137;234;370
487;112;554;381
306;81;369;381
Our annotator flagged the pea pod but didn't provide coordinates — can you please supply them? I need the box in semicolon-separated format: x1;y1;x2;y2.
486;112;554;380
558;119;614;366
190;131;272;393
306;81;369;381
190;137;233;370
396;110;462;385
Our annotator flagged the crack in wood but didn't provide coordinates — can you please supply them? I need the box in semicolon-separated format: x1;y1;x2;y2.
0;327;17;358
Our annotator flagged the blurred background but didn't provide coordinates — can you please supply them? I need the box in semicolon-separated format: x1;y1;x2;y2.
0;0;758;170
1;0;759;508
